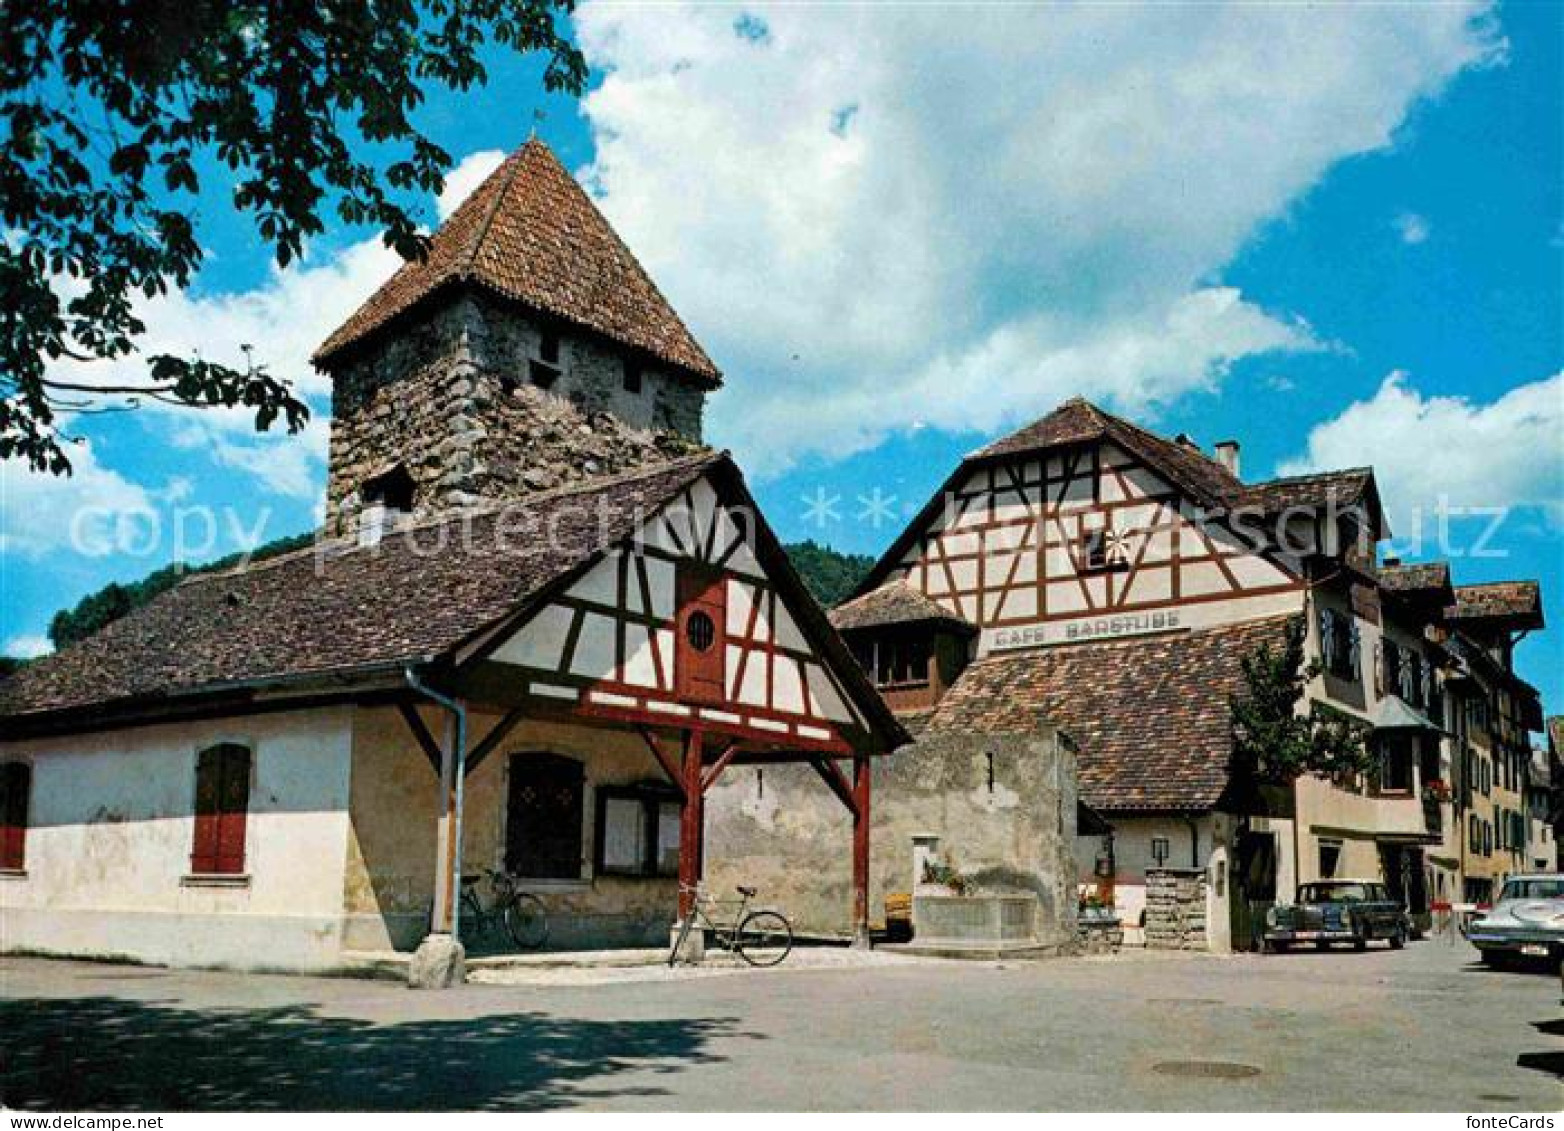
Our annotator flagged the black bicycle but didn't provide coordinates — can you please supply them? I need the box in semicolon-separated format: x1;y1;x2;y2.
669;883;793;967
439;868;549;950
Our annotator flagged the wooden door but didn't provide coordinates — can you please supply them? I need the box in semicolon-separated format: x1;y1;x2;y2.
506;753;585;879
676;566;726;705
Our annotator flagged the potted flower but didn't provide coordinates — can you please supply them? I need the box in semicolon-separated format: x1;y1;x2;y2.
921;858;972;897
1422;778;1452;803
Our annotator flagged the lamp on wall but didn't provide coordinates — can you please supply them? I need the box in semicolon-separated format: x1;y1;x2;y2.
1094;832;1116;878
1151;836;1170;867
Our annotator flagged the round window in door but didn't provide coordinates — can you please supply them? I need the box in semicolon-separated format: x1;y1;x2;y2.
686;610;716;653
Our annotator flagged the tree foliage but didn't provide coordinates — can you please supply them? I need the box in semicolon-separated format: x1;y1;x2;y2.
784;539;875;608
1230;614;1372;783
2;1;586;474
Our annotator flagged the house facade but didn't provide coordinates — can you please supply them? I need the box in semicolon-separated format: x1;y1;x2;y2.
830;397;1547;948
0;141;903;978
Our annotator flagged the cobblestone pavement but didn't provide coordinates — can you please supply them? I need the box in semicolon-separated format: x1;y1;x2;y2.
2;938;1559;1111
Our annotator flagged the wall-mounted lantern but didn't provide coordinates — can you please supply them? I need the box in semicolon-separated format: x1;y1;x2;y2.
1151;836;1170;867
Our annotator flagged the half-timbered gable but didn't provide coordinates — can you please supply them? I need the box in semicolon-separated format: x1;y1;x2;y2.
872;424;1305;655
476;468;873;755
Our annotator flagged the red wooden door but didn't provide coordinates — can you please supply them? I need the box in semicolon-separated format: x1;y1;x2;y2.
676;566;727;705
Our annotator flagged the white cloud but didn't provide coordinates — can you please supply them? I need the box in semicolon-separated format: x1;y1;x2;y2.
4;634;52;659
1394;212;1431;244
0;439;157;559
439;150;506;220
1280;370;1564;531
574;2;1503;472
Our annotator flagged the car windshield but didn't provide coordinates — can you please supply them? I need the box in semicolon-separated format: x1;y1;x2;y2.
1298;883;1372;903
1499;878;1564;901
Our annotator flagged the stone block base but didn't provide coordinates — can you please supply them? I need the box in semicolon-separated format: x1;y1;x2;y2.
408;933;466;989
670;922;705;965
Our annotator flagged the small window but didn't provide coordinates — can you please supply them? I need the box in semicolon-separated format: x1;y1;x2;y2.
539;331;560;365
0;762;31;872
363;464;415;514
191;744;250;875
528;358;561;389
595;785;682;877
1376;735;1414;794
1080;526;1129;573
1318;839;1341;879
623;358;643;394
1319;608;1360;682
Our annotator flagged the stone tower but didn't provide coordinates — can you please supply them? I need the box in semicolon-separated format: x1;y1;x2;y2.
312;139;721;536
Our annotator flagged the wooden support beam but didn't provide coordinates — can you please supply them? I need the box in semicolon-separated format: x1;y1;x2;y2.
638;727;687;799
701;740;742;793
677;729;705;919
810;756;859;818
397;702;444;775
852;754;872;946
464;706;526;777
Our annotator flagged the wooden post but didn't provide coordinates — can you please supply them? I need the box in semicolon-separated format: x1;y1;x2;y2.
852;753;872;947
430;712;460;935
678;729;705;920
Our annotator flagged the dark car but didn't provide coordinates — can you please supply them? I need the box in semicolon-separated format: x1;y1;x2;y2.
1263;880;1411;952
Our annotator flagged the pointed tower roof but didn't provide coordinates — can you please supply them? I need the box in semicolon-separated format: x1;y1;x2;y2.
313;139;721;383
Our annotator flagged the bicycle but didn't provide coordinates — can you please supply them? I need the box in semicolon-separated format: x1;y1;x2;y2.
669;883;793;967
435;868;549;950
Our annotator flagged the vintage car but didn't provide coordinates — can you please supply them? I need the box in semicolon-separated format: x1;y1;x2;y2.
1262;880;1411;952
1466;873;1564;967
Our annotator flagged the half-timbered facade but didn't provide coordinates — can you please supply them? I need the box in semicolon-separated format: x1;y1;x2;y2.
839;397;1545;950
0;141;902;982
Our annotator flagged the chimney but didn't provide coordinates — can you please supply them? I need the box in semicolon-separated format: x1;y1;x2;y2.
1214;440;1241;478
358;501;389;548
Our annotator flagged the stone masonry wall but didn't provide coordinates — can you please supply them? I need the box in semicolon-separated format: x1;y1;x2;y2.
323;292;708;535
1144;867;1208;949
704;728;1079;945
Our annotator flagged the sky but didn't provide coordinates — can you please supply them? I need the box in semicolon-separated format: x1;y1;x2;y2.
2;1;1560;714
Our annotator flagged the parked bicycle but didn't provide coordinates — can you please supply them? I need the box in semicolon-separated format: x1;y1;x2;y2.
669;883;793;967
431;868;549;950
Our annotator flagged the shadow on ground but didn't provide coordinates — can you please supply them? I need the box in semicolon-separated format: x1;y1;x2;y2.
0;995;749;1111
1517;1019;1564;1080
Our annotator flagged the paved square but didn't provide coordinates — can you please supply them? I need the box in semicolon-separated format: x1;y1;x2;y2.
2;939;1558;1110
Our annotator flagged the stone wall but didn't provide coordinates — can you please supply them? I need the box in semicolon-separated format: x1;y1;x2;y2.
1144;867;1208;949
322;292;708;536
703;727;1078;945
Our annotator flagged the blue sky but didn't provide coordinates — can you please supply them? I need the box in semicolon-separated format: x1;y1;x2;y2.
3;2;1560;713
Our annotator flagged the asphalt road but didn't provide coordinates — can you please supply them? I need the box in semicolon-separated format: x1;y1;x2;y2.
1;938;1559;1111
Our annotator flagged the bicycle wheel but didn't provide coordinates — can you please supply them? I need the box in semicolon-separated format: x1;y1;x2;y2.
736;910;792;967
504;892;549;949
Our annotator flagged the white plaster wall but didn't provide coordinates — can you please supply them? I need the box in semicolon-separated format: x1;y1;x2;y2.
0;707;354;970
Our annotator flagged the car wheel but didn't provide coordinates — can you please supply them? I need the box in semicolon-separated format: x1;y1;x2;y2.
1315;940;1329;951
1388;927;1406;950
1353;937;1368;952
1480;950;1506;969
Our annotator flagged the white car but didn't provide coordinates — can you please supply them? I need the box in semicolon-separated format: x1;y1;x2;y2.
1467;873;1564;967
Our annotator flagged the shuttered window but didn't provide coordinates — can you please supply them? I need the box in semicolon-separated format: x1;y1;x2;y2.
506;753;585;880
191;744;250;875
0;762;31;872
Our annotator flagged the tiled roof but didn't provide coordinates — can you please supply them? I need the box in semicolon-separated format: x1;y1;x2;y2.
1241;468;1375;516
1379;561;1452;594
1448;581;1544;627
313;139;720;383
925;616;1295;812
830;581;976;634
0;455;722;721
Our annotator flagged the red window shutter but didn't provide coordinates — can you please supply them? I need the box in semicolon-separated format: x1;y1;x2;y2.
0;763;29;871
215;747;250;874
676;566;727;705
191;747;221;874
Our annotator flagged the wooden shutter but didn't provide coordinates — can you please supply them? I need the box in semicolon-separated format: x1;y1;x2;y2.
675;566;727;705
192;745;249;875
506;754;585;879
0;763;30;871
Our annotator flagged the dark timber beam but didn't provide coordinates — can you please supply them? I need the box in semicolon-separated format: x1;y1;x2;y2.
464;706;527;777
678;730;705;919
852;754;872;946
397;702;444;775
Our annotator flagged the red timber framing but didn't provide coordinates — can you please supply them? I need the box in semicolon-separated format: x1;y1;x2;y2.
396;695;881;946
